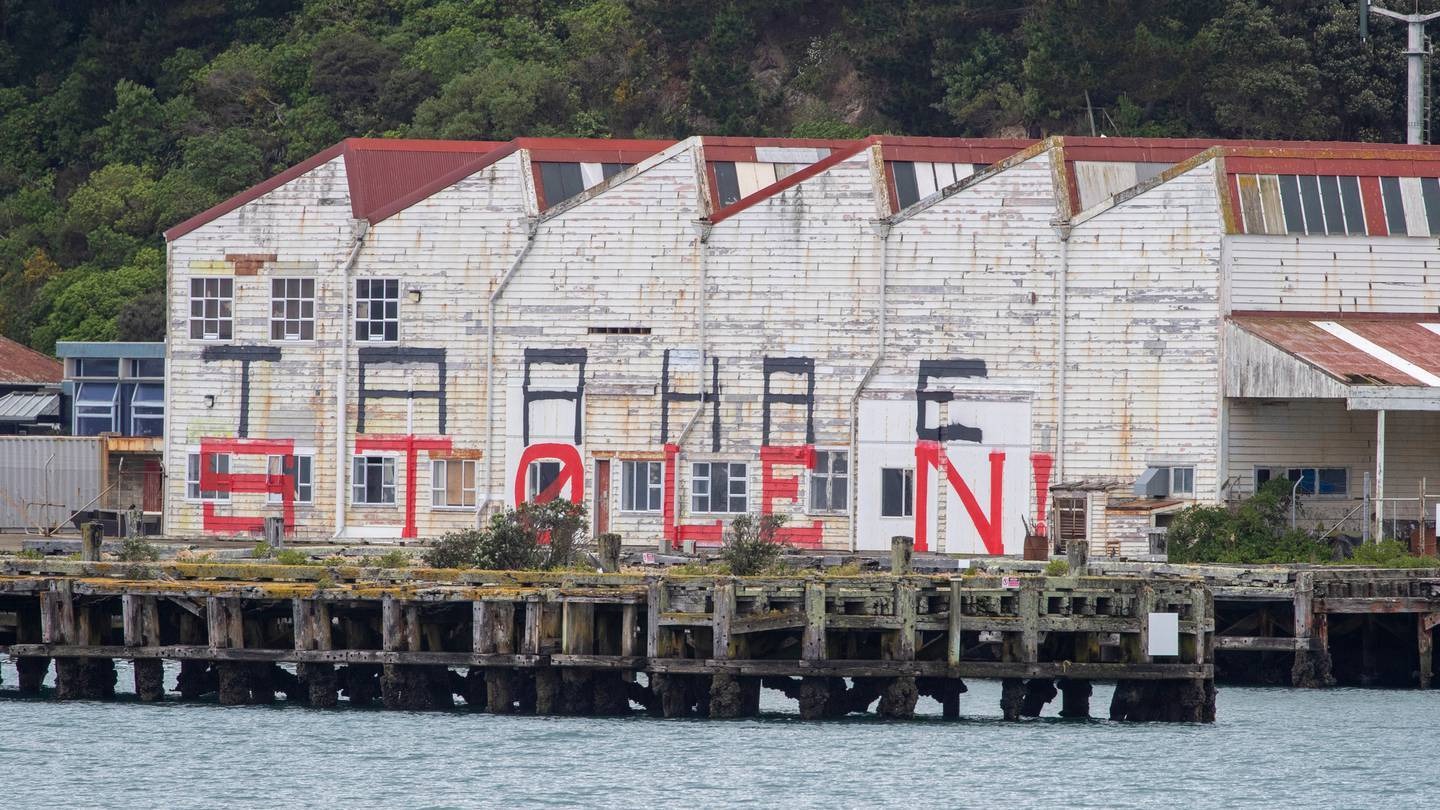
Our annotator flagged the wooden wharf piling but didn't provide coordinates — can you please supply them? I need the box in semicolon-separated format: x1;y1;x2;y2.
0;559;1215;721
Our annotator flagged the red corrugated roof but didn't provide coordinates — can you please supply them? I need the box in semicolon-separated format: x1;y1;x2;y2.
0;336;62;385
1231;313;1440;387
165;138;504;241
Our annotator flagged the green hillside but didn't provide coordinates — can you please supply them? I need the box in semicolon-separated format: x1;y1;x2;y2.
0;0;1414;351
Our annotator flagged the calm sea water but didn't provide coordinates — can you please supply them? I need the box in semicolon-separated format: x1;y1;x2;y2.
1;657;1436;809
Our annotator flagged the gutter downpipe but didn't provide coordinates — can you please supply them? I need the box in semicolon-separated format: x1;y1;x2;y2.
1055;220;1071;490
481;217;540;524
333;220;370;539
848;220;891;552
676;221;714;446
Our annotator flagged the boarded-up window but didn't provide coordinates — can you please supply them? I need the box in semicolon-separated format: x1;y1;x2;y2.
432;458;476;508
1055;496;1087;546
713;161;741;206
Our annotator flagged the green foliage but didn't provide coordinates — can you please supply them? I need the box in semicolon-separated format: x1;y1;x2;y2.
273;548;313;566
1344;540;1440;570
365;549;413;569
1166;479;1333;564
719;513;786;576
0;0;1425;351
1043;559;1070;577
16;549;44;560
118;536;160;563
252;541;274;559
423;500;590;570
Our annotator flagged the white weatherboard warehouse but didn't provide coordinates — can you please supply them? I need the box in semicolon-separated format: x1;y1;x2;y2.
162;134;1440;556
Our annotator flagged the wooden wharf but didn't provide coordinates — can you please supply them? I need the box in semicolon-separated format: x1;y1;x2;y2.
0;555;1216;722
1032;561;1440;689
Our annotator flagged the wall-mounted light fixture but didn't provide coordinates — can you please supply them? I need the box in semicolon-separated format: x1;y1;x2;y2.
203;394;215;409
407;287;422;303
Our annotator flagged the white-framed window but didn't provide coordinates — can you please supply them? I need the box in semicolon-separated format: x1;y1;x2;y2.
270;278;315;340
73;382;118;435
1168;466;1195;497
267;455;313;504
809;449;848;513
527;460;562;501
621;460;663;512
880;467;914;518
352;456;396;504
355;278;399;342
186;452;231;501
130;383;164;437
1255;466;1349;497
189;277;233;340
691;461;747;514
432;458;477;508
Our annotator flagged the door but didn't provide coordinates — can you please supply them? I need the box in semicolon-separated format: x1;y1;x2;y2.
594;459;610;535
141;457;163;512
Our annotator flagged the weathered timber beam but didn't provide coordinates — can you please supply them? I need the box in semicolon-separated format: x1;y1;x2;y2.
5;643;547;667
549;654;646;670
729;613;807;635
825;615;904;630
645;658;1213;681
1317;598;1440;613
657;612;714;627
1214;636;1303;652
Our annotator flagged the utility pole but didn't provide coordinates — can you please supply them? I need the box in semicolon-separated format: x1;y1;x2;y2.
1363;1;1440;144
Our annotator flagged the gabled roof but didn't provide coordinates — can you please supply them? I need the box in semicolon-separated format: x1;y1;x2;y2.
0;336;62;385
164;138;504;241
0;390;59;421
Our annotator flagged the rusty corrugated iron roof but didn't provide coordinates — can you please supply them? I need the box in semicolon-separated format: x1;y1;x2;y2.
0;336;62;386
1230;312;1440;387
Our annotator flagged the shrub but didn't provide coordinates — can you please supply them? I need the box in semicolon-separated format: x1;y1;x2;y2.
16;549;45;560
1166;479;1331;564
273;548;312;566
1043;559;1070;577
118;536;160;563
422;502;591;570
252;540;274;559
720;513;786;576
423;528;489;569
1345;539;1440;569
370;549;411;569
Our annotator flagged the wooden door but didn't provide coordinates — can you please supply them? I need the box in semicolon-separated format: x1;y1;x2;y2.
142;457;163;512
594;459;610;535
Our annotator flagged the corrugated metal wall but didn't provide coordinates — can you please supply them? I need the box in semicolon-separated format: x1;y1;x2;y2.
0;436;103;530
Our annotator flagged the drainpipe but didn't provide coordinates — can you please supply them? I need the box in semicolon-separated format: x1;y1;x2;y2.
1054;221;1071;488
480;217;540;524
333;220;370;539
848;221;891;551
677;221;713;445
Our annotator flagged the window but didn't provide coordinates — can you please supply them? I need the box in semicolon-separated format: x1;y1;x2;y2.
527;460;562;501
621;461;663;512
267;455;312;504
892;161;921;209
74;358;119;378
355;279;398;342
186;452;231;501
601;163;629;180
713;161;741;206
353;456;396;504
587;326;652;335
129;358;164;378
809;450;848;513
1255;467;1348;497
1237;174;1366;236
691;462;748;513
74;382;118;435
1378;176;1440;237
1168;466;1195;497
539;162;586;206
1055;496;1087;546
130;383;164;437
270;278;315;340
880;467;914;518
189;278;233;340
432;458;477;508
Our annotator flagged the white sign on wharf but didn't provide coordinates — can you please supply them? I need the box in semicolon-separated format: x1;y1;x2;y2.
1148;612;1180;657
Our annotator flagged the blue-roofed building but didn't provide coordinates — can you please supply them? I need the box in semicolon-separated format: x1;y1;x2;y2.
55;341;166;528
